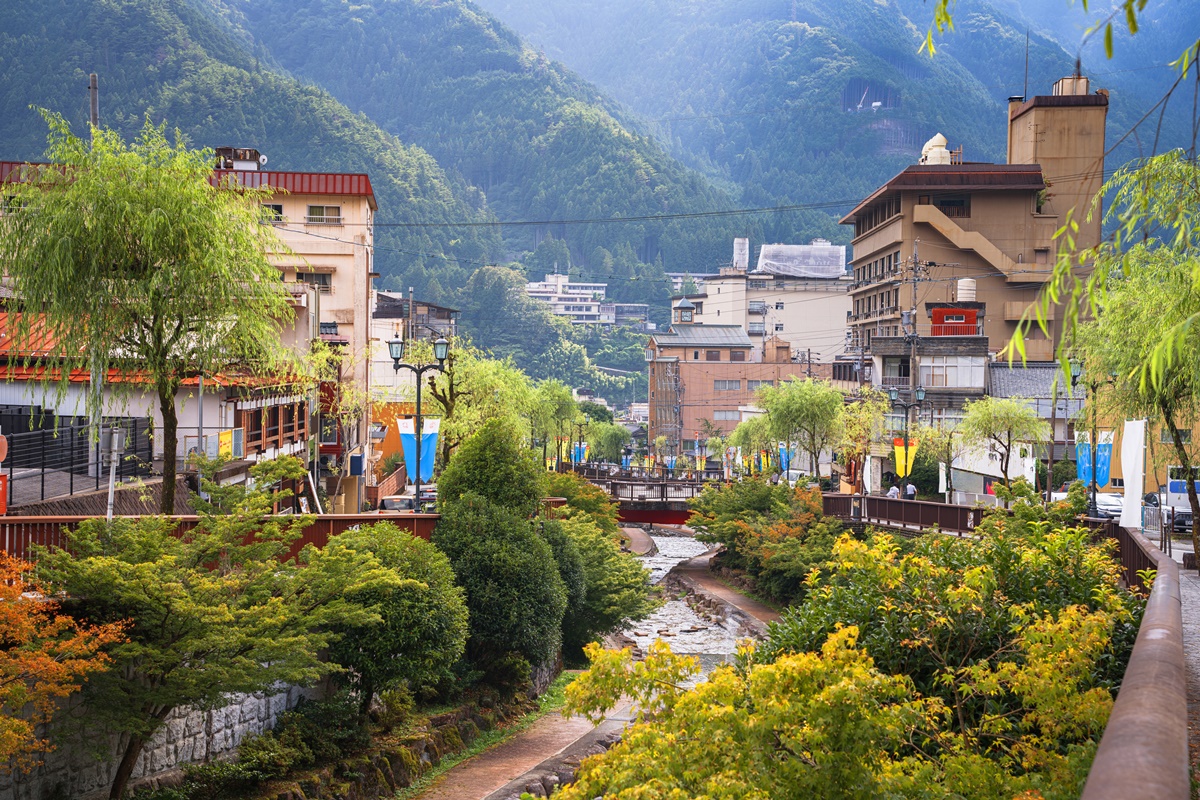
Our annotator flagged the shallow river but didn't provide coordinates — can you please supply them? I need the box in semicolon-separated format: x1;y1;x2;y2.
622;533;741;670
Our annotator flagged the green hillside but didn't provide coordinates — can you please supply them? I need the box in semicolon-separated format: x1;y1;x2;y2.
0;0;501;299
474;0;1193;237
213;0;767;308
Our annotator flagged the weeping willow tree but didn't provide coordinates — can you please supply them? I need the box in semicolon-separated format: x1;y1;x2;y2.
0;112;293;513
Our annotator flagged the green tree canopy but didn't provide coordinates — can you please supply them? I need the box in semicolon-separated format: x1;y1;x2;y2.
0;114;295;513
327;522;468;714
959;396;1049;488
34;457;393;799
432;493;568;671
757;379;845;476
437;417;544;515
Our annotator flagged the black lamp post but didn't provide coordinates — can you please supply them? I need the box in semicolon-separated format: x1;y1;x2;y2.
1070;359;1101;519
388;334;449;511
889;386;926;490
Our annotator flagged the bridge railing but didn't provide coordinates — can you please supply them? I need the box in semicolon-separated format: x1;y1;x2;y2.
821;493;982;535
609;480;707;502
1081;522;1187;799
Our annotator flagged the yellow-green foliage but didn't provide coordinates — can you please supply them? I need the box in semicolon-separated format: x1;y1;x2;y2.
559;498;1139;799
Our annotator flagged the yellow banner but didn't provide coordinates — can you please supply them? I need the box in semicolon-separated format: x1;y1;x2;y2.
218;429;234;458
892;438;919;477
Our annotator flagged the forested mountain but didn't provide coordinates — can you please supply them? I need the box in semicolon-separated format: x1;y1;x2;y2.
0;0;501;296
210;0;762;311
474;0;1195;230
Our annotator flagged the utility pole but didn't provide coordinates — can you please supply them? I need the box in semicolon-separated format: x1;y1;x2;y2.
89;73;99;129
806;348;812;378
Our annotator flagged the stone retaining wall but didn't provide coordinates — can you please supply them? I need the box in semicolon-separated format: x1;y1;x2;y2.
2;685;323;800
660;570;769;640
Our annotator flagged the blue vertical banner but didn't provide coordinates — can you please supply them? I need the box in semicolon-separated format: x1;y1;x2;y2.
778;442;791;473
397;419;440;484
1076;440;1092;485
1095;431;1113;487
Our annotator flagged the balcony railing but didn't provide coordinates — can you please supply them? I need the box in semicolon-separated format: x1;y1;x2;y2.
748;302;767;315
931;323;984;336
305;215;343;225
880;375;911;388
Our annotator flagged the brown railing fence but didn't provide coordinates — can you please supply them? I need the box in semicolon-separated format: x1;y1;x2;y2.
0;513;438;564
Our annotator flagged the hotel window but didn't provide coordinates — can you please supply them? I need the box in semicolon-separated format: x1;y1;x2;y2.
919;356;986;388
747;380;774;390
775;323;784;332
705;350;720;361
306;204;343;224
775;301;784;310
714;380;742;391
693;350;700;360
261;203;285;223
730;350;746;362
296;272;332;293
713;410;740;420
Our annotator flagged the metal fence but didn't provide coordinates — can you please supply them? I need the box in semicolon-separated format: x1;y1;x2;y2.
3;418;154;509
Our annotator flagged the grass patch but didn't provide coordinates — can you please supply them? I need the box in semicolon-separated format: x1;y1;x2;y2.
394;673;577;799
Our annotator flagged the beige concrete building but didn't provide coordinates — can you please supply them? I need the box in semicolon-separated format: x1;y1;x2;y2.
841;75;1108;362
686;238;852;363
216;149;377;510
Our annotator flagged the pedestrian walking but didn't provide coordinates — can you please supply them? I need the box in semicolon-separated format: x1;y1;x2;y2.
905;481;917;501
886;484;901;499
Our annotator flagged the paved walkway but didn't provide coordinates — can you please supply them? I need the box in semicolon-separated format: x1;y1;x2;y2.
416;712;596;800
671;547;782;625
1157;534;1200;778
620;525;655;556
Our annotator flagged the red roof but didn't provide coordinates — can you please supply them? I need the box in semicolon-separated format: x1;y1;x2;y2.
840;164;1045;223
212;169;376;209
0;161;376;210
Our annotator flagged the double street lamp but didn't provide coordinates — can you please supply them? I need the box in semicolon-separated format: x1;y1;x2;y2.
387;334;450;512
889;386;925;488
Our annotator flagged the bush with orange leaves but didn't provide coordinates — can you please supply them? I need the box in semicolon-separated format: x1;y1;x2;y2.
0;552;125;773
689;478;844;605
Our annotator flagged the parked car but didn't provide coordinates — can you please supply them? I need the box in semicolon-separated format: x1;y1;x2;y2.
377;493;417;513
1092;492;1124;519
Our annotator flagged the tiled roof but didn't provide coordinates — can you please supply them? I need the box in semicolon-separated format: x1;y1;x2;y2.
652;325;753;348
988;362;1085;399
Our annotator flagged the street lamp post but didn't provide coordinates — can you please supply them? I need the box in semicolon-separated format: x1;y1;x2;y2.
388;334;449;512
888;386;926;491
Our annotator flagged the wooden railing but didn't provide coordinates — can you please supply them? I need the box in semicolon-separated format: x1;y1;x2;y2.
0;513;439;563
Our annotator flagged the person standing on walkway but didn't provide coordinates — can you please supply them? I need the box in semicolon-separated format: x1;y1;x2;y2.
905;481;917;501
887;484;901;499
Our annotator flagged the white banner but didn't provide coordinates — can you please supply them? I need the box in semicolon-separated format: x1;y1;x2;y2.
1120;419;1146;528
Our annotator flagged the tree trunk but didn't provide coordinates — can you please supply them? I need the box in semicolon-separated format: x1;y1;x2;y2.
159;381;178;515
1161;405;1200;569
110;732;147;799
358;676;375;717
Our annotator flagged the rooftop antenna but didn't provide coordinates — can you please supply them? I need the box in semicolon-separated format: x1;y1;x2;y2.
1023;30;1029;100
